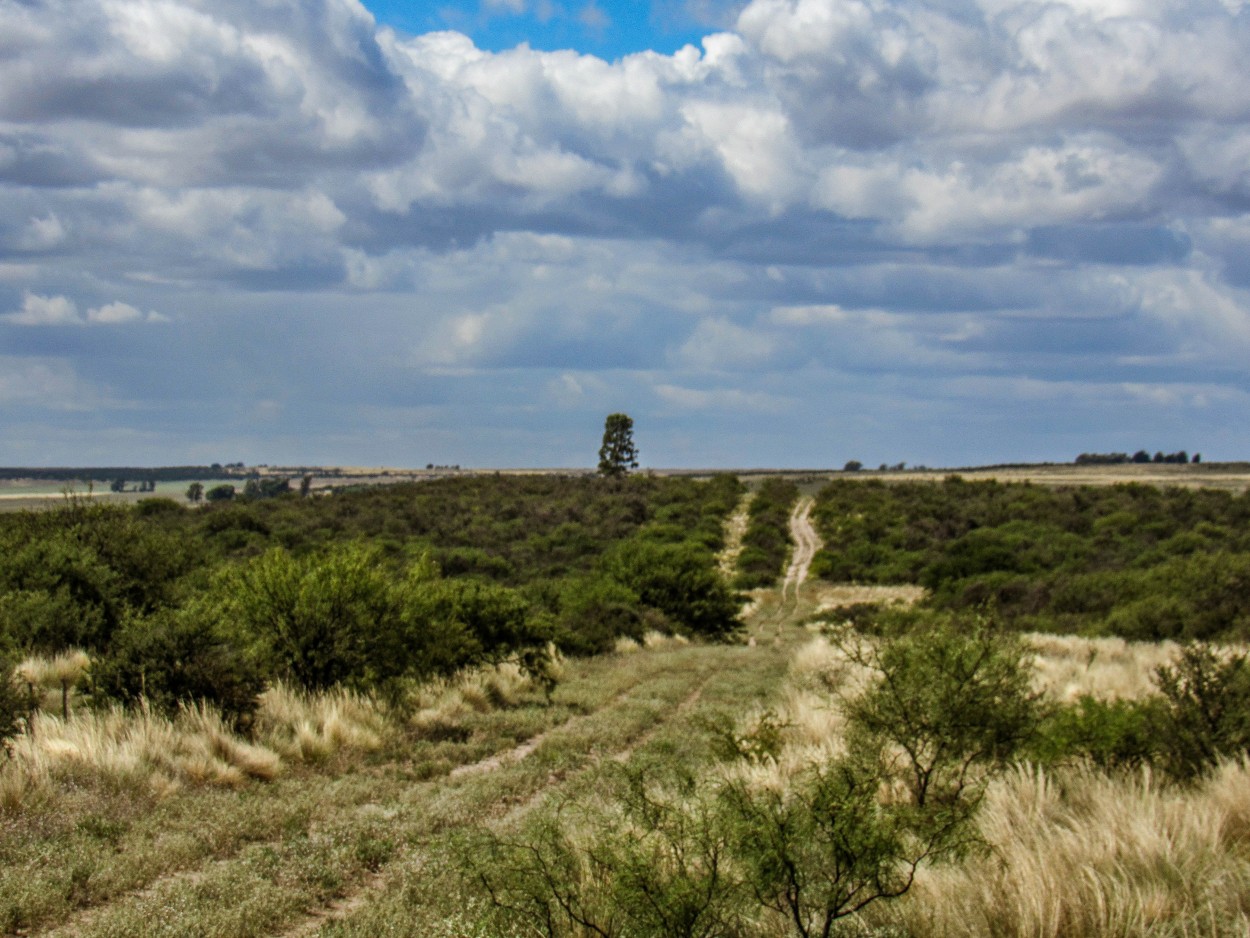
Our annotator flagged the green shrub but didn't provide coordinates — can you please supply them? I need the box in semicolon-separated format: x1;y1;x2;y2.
550;575;648;656
220;543;402;692
400;576;551;678
0;657;26;749
601;539;741;640
723;748;972;938
840;618;1042;806
94;602;266;728
134;497;184;517
0;586;108;656
1152;643;1250;780
462;767;745;938
1030;696;1160;771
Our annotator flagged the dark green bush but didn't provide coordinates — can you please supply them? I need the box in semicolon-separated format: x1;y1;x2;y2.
94;602;265;728
400;576;551;678
601;538;741;640
1030;696;1160;772
134;497;184;517
811;478;1250;641
0;657;26;749
550;575;648;656
1152;643;1250;780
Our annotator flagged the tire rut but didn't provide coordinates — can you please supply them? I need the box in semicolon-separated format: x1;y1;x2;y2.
272;667;717;938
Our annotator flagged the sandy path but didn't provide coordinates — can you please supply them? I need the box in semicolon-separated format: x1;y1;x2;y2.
781;496;820;605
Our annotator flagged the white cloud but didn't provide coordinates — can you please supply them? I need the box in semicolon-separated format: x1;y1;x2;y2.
3;0;1250;464
674;316;776;369
7;292;80;326
5;292;165;326
87;301;142;323
0;356;91;408
19;213;67;250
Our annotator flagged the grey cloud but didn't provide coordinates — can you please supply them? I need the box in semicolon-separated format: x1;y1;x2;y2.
2;0;1250;466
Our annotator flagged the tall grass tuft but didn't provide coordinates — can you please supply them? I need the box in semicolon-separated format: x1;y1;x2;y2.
14;649;92;718
0;702;280;810
254;682;389;761
408;660;549;740
1026;633;1185;702
873;758;1250;937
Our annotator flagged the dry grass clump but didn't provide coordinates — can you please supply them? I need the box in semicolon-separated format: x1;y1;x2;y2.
874;759;1250;937
811;583;926;613
0;703;279;810
408;660;550;741
613;636;642;654
643;630;688;648
613;632;686;654
13;649;92;717
255;683;389;760
1025;633;1184;702
13;649;91;690
787;634;876;699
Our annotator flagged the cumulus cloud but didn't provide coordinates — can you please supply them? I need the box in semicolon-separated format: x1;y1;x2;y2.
3;0;1250;464
4;292;165;326
6;293;81;326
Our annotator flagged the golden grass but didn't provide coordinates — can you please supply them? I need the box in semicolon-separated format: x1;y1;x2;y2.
1;658;557;810
1024;633;1185;702
874;759;1250;937
255;683;389;760
0;704;280;810
14;649;91;689
810;582;927;613
408;660;551;740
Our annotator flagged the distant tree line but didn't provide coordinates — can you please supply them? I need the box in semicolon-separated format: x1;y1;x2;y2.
0;464;251;483
1075;450;1199;465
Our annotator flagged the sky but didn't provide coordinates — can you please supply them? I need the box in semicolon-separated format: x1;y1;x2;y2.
2;0;1250;470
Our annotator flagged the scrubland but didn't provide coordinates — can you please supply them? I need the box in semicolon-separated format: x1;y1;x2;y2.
2;472;1250;935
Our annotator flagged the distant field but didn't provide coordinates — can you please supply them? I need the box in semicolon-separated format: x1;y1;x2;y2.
0;478;243;511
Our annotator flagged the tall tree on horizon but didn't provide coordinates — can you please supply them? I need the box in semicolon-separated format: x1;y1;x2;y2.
598;413;639;478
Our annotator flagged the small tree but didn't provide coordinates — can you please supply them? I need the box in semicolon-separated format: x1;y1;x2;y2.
186;482;204;503
598;413;639;478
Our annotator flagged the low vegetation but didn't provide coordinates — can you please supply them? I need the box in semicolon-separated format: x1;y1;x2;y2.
0;474;744;742
734;478;800;588
811;477;1250;641
4;468;1250;935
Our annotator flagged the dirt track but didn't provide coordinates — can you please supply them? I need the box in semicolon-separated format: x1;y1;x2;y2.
781;496;820;606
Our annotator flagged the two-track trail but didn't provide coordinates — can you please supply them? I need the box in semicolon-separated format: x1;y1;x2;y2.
750;495;823;640
781;496;821;608
20;505;824;938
